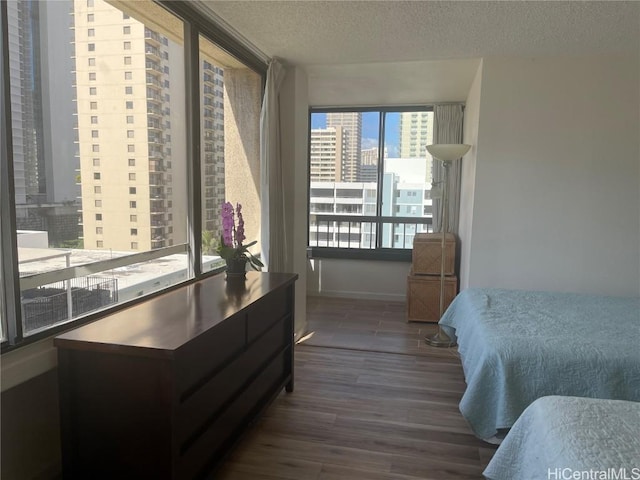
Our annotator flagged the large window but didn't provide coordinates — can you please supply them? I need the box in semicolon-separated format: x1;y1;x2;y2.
198;35;262;265
308;107;434;259
0;0;265;349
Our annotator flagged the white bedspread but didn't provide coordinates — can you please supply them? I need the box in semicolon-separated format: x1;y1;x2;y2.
483;396;640;480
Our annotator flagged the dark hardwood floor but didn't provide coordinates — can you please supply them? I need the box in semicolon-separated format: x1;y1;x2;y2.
216;296;497;480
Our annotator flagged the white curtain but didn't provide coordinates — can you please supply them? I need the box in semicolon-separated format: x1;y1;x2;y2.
431;104;464;233
259;57;287;271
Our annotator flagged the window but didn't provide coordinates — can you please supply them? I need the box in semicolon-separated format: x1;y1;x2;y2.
124;72;132;80
198;37;262;244
308;107;434;258
2;0;264;349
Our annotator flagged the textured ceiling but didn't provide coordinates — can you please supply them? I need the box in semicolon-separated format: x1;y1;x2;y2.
200;1;640;66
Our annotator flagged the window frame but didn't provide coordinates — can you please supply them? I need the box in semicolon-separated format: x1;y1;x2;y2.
0;0;267;352
307;105;434;262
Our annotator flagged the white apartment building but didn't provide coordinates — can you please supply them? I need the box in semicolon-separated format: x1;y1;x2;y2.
309;127;346;182
309;174;432;250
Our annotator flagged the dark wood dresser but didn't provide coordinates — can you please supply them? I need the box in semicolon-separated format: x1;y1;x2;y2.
54;271;297;479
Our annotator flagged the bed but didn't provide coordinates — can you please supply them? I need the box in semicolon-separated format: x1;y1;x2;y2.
438;288;640;441
483;395;640;480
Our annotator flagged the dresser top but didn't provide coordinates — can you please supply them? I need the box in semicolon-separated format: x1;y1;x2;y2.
54;271;297;357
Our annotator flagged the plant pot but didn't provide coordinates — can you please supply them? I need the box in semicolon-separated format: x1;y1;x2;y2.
225;258;247;279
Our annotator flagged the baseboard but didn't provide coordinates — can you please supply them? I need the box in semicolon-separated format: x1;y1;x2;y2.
308;290;407;303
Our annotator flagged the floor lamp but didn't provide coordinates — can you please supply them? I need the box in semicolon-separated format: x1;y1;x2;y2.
424;144;471;348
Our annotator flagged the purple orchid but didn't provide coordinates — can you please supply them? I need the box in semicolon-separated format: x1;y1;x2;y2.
235;203;245;245
221;201;235;247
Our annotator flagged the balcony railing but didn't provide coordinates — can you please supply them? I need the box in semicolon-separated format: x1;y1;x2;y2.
308;214;433;251
21;276;118;334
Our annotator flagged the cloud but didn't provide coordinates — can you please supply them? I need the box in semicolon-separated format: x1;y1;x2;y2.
360;137;378;150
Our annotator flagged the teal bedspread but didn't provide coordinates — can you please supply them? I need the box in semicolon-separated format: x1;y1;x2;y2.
483;396;640;480
439;288;640;440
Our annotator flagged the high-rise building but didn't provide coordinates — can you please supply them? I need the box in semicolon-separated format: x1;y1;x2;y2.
399;111;433;183
7;0;40;206
201;61;226;233
327;112;361;182
74;0;195;251
360;147;381;183
8;0;80;244
309;127;346;182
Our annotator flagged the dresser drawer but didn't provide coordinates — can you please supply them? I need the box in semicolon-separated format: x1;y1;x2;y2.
178;350;288;479
175;317;245;395
247;286;288;342
177;316;287;444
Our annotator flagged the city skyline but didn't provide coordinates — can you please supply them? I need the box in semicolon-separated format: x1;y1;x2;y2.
312;111;404;157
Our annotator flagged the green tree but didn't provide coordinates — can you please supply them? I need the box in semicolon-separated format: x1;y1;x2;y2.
201;230;218;256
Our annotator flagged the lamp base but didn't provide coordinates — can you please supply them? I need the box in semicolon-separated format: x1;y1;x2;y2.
424;330;457;348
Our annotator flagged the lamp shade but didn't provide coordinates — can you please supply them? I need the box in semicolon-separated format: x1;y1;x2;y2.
426;144;471;162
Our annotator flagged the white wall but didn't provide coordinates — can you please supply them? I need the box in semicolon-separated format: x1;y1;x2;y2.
307;258;411;301
459;61;483;290
465;55;640;296
306;59;480;106
279;66;310;336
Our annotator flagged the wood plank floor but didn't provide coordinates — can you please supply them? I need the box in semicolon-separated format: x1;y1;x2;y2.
216;296;497;480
